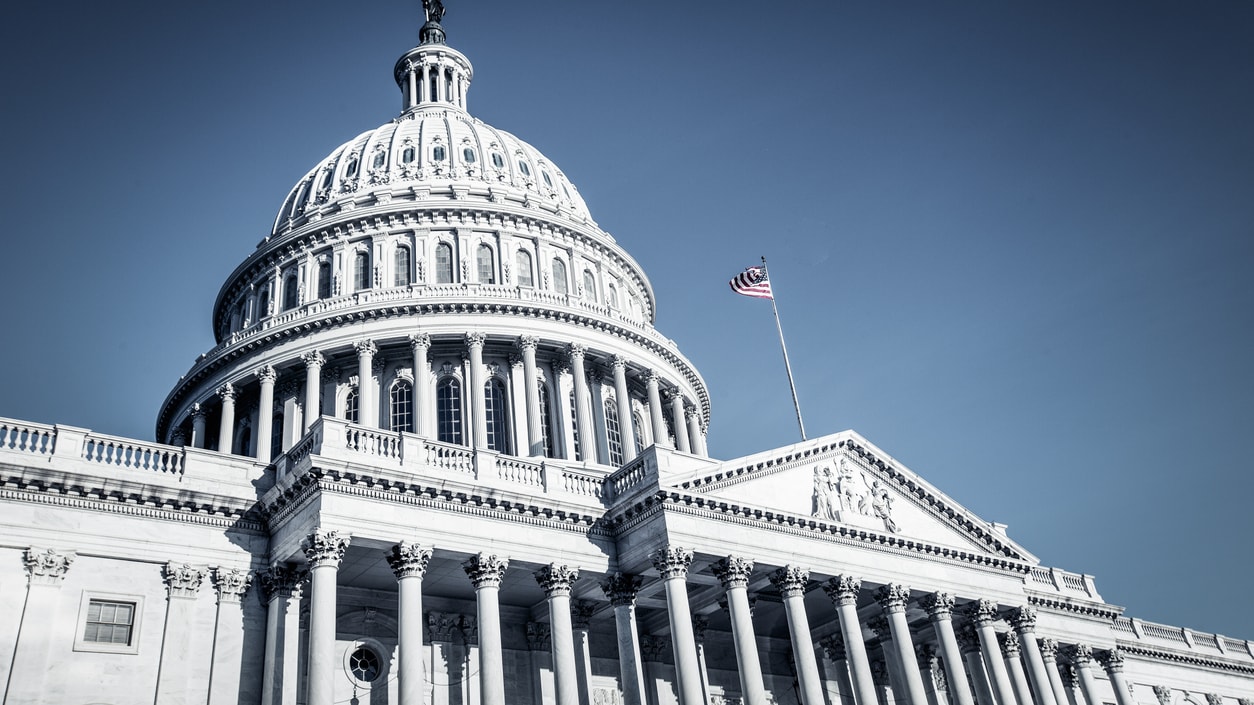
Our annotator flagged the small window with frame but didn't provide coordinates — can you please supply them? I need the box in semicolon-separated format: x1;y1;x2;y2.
75;592;143;654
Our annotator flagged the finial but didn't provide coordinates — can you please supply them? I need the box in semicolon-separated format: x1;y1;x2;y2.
420;0;447;45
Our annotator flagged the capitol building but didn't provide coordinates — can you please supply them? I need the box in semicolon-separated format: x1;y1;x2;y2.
1;6;1251;705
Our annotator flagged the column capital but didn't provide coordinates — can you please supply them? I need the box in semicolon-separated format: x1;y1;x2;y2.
819;634;846;661
212;567;252;603
955;621;982;654
611;354;628;370
1065;643;1094;665
23;547;74;585
163;561;208;598
302;529;350;568
645;370;662;386
691;613;709;642
216;382;237;401
998;630;1021;657
650;545;693;579
465;331;487;350
769;565;810;597
517;334;539;352
463;552;509;588
299;352;324;369
917;643;939;670
535;563;580;596
258;565;306;601
874;583;911;613
259;364;280;382
1038;637;1060;661
964;598;1002;626
599;572;643;606
710;555;755;589
409;332;432;351
867;615;891;639
920;591;956;619
387;541;433;579
567;342;587;360
190;402;207;419
639;635;669;661
525;621;551;651
1206;696;1223;705
822;575;862;606
1008;605;1037;631
1152;687;1172;705
1097;647;1125;673
354;339;378;356
571;599;596;629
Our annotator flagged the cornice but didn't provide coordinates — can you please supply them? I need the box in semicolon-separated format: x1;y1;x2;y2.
1026;594;1123;621
1116;642;1254;677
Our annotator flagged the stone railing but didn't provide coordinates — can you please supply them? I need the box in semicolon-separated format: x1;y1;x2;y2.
1026;565;1101;600
1112;616;1254;660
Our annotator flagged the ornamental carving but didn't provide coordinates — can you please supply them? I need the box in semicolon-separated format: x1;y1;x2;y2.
964;599;1002;627
388;542;432;579
998;631;1021;657
526;621;551;651
599;572;643;606
1152;686;1172;705
1008;606;1037;631
717;593;758;616
465;331;487;349
769;565;810;597
650;546;693;580
164;562;208;598
258;565;305;601
1066;643;1094;665
259;364;280;381
567;342;587;360
823;575;862;606
460;614;478;646
212;567;253;602
917;643;939;671
354;339;378;357
571;600;595;629
1097;648;1125;672
464;553;509;588
535;564;580;596
1206;695;1222;705
1038;637;1060;660
955;622;982;654
217;383;236;401
921;591;956;618
820;634;846;661
517;335;539;352
409;333;432;351
1059;664;1079;688
639;635;669;661
427;611;462;642
302;529;350;568
874;583;911;613
23;547;74;585
711;556;755;589
867;615;891;639
870;659;890;687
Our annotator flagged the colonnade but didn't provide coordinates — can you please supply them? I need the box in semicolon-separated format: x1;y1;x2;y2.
399;58;468;111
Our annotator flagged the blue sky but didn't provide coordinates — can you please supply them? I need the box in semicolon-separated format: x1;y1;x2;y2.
2;2;1252;638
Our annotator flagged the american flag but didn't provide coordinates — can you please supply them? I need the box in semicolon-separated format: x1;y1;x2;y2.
729;266;773;300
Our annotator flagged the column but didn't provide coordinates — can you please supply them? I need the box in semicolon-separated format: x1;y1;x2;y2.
600;573;648;705
649;546;704;705
1009;608;1057;705
191;403;208;448
1058;662;1082;705
670;391;691;452
920;592;976;705
1097;649;1136;705
771;567;826;705
536;564;581;705
820;635;857;705
259;565;304;705
1038;638;1071;705
466;333;488;448
526;622;553;705
303;529;350;705
572;600;596;705
407;67;418;109
640;636;669;705
692;615;712;703
1000;632;1035;705
712;556;768;705
569;344;593;461
823;576;880;705
520;336;544;456
611;355;637;461
208;568;253;705
1068;645;1102;705
966;600;1018;705
868;615;907;702
217;383;237;453
255;366;277;462
685;407;702;457
301;353;323;432
8;548;74;703
156;562;209;703
464;553;509;705
875;584;930;705
645;371;669;448
354;340;378;427
916;645;944;705
409;334;432;437
957;622;998;705
388;542;433;705
419;64;429;104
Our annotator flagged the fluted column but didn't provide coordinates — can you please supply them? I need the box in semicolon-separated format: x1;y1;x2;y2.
252;367;277;462
301;353;323;432
869;615;907;701
820;635;857;705
355;340;378;427
303;529;350;705
692;615;713;703
824;576;880;705
1038;639;1071;705
1010;608;1057;705
685;407;703;457
259;565;303;705
156;561;209;703
611;355;637;461
209;568;253;705
645;371;669;448
650;546;704;705
519;336;543;455
465;553;509;705
190;403;207;448
670;391;691;452
572;600;596;705
569;344;593;461
537;564;581;705
388;543;432;705
712;556;768;705
771;566;825;705
1097;649;1135;705
873;585;929;705
409;334;432;436
967;599;1018;705
601;573;648;705
1000;632;1035;705
916;645;944;705
217;383;237;453
407;67;418;109
1068;645;1102;705
465;333;488;448
921;592;976;705
957;622;998;705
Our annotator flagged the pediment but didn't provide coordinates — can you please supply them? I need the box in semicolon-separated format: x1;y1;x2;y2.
667;432;1037;561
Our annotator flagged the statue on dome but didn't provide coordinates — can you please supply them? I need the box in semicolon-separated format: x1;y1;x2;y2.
423;0;446;23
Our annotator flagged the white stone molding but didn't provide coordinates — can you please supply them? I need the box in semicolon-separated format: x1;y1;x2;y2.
164;561;208;598
599;572;643;606
301;528;350;568
387;541;432;579
212;567;253;604
23;547;74;585
463;552;508;588
822;575;861;606
649;545;692;580
711;556;754;589
535;563;580;597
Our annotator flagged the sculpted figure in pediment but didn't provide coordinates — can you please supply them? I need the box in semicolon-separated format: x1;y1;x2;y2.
835;457;860;513
813;465;838;520
869;479;899;533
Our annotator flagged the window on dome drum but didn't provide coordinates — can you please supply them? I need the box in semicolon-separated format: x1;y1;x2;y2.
372;151;385;169
391;381;414;433
542;171;553;187
433;146;446;162
317;262;332;299
476;244;495;284
583;271;597;302
235;300;247;329
258;289;271;319
491;152;505;169
484;379;510;454
435;243;454;284
437;378;463;444
633;411;645;455
345;389;359;424
552;259;568;295
538;382;554;458
515;250;534;287
662;406;676;447
518;160;531;177
568;390;582;461
271;414;284;460
321;170;334;190
349;646;382;682
83;599;135;646
401;146;415;164
561;182;571;199
604;398;624;466
394;246;412;287
346;157;359;178
354;251;371;291
463;148;476;163
282;273;299;311
235;426;252;456
608;283;619;308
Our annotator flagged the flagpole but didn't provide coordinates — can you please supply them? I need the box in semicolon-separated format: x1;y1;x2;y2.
761;256;807;441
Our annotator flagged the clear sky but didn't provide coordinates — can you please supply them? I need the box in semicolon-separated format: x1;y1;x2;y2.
2;1;1252;638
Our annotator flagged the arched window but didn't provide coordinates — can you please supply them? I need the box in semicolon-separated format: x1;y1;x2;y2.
320;169;334;190
345;388;359;424
317;261;332;299
436;377;463;444
476;244;495;284
542;170;553;187
391;381;414;433
372;151;385;169
235;300;247;329
491;152;505;169
345;156;359;178
401;146;416;163
394;246;411;287
518;160;531;177
235;425;251;456
484;378;510;453
270;414;284;460
662;405;676;447
608;283;619;308
633;411;646;455
435;243;454;284
258;288;271;319
538;382;554;458
463;148;477;163
604;398;624;466
354;251;371;291
433;145;446;162
583;270;597;302
568;390;582;462
282;272;299;311
552;258;568;295
516;250;534;287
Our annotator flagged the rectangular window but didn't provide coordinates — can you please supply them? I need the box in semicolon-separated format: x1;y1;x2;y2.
75;592;143;654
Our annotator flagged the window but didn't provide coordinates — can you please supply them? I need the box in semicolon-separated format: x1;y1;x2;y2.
317;261;332;299
401;146;416;163
605;398;624;466
321;169;334;190
437;377;463;444
476;244;495;284
542;170;553;187
633;411;645;455
518;160;531;177
345;156;359;178
345;389;359;424
568;390;582;461
484;378;510;453
394;246;411;287
583;270;597;302
391;381;414;433
75;594;143;654
435;243;454;284
552;258;568;295
463;147;477;163
372;151;385;169
282;272;299;311
538;382;554;458
433;145;446;162
258;288;270;319
349;646;382;682
271;414;284;460
516;250;534;287
491;152;505;169
354;251;371;291
608;283;619;308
